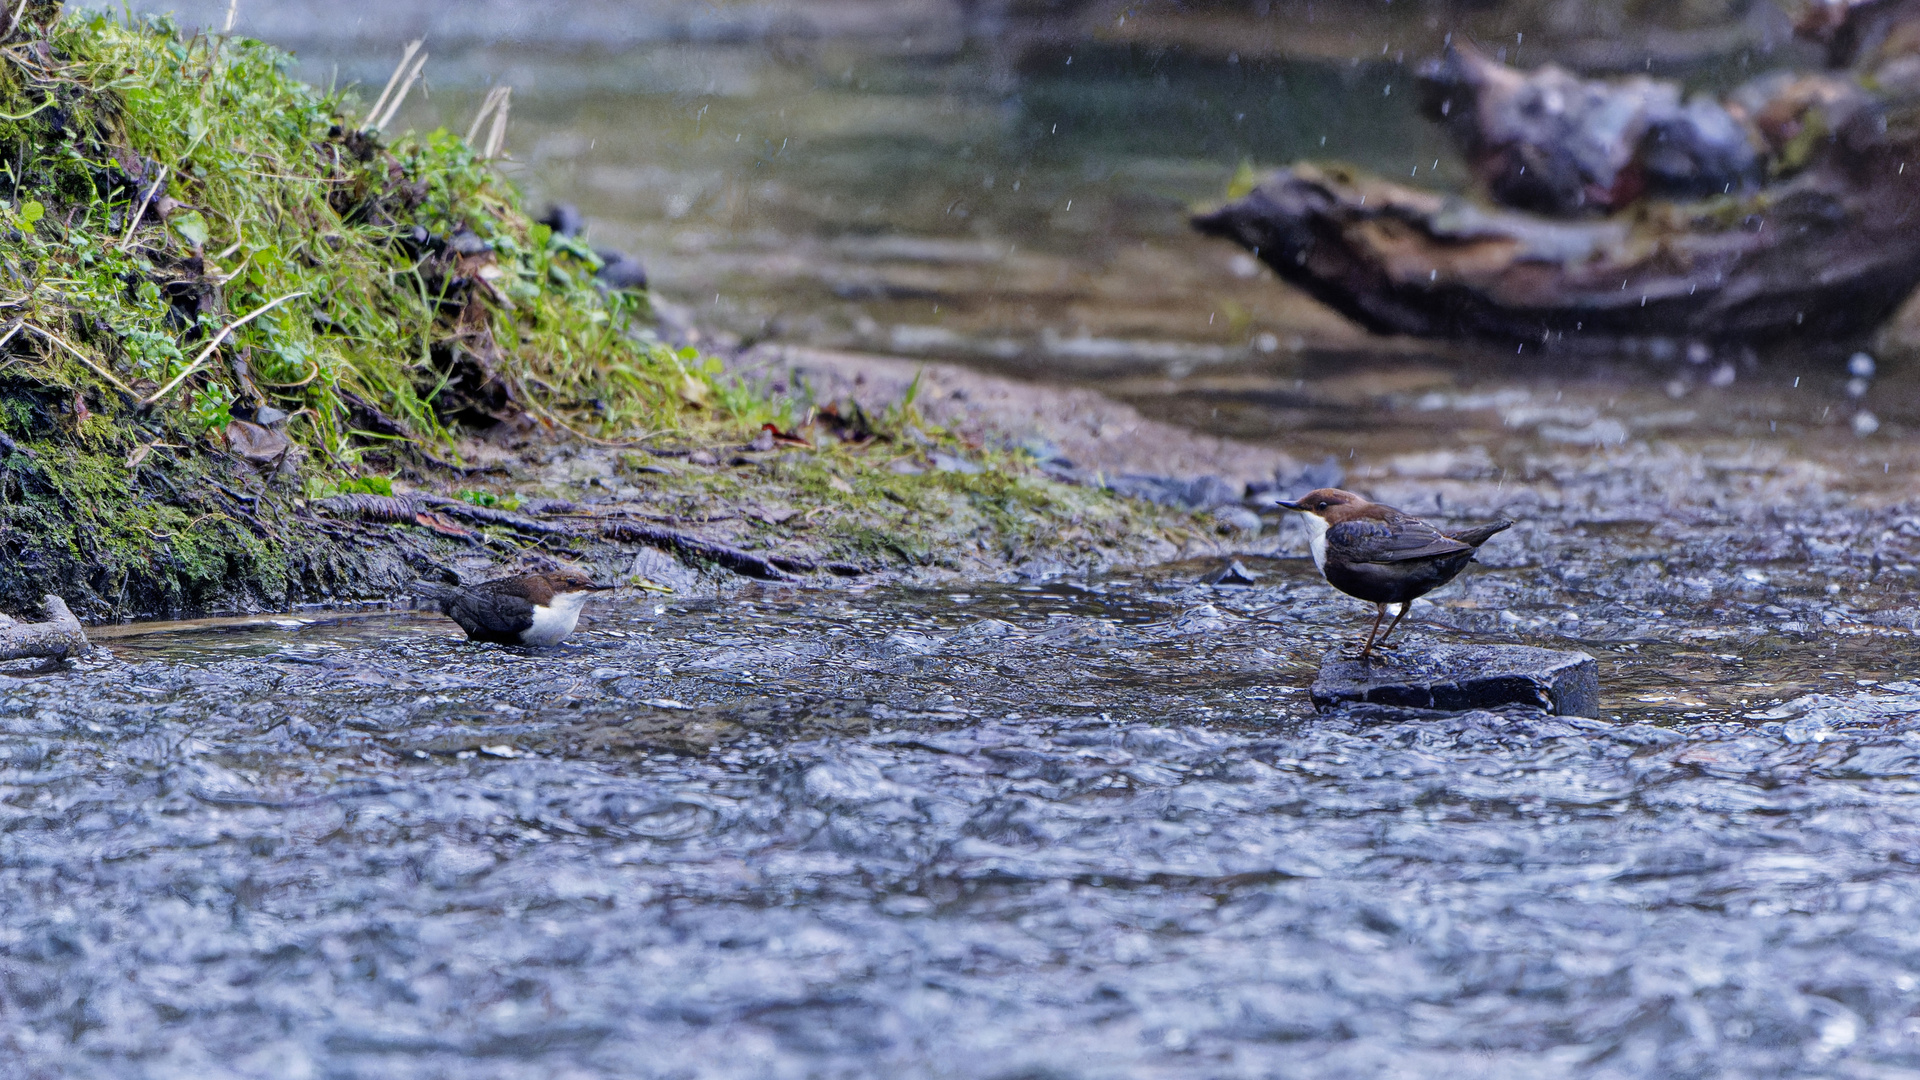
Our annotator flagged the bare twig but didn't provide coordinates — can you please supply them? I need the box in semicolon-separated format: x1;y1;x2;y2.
600;520;795;580
314;493;418;523
117;163;168;251
21;323;136;395
222;0;239;33
464;86;512;158
0;0;31;41
420;497;574;535
141;290;308;407
482;88;511;160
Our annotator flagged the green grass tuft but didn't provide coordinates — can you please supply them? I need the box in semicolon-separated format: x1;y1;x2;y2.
1;8;750;462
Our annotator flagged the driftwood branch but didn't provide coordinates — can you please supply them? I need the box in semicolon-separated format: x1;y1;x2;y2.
1193;153;1920;346
0;595;91;660
1195;4;1920;349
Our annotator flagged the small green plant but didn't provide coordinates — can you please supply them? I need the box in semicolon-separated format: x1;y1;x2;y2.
457;489;518;511
1226;158;1260;200
185;384;236;433
879;366;927;429
334;476;394;497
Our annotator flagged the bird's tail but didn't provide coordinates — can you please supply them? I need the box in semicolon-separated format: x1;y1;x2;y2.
1449;519;1514;547
409;581;458;612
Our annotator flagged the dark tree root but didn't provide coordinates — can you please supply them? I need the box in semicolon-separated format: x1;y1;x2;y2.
314;495;869;581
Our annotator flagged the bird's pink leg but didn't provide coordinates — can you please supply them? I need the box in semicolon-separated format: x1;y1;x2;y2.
1358;602;1388;660
1376;602;1414;648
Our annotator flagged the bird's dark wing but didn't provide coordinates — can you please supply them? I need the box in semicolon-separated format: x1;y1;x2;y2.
1446;519;1514;548
1326;517;1475;564
440;588;536;643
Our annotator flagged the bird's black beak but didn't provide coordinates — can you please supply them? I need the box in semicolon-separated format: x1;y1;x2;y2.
1274;500;1304;512
591;583;618;591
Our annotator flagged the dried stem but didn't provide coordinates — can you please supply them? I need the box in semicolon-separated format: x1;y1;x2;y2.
141;291;308;406
0;0;30;40
21;323;137;396
365;40;425;131
369;47;428;132
117;163;168;251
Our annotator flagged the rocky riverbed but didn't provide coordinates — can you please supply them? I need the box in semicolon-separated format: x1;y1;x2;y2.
6;513;1920;1076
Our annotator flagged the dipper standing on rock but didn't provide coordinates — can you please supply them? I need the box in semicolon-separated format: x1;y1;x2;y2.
1277;488;1512;659
421;570;614;646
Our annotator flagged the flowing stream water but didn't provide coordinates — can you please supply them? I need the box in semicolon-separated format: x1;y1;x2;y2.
20;3;1920;1075
8;558;1920;1078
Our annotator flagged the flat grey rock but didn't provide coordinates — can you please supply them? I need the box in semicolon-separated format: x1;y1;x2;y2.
1311;643;1600;717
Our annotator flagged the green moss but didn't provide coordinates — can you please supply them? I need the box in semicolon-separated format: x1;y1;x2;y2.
0;429;288;615
1;9;739;460
0;6;1185;616
1771;108;1831;179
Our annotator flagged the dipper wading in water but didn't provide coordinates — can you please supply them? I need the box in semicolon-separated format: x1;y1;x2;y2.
421;571;613;646
1277;488;1513;659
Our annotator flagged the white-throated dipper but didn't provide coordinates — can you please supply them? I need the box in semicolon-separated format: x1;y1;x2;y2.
1278;488;1512;659
421;570;613;646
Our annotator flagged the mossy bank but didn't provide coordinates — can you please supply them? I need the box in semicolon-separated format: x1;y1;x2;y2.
0;2;1207;620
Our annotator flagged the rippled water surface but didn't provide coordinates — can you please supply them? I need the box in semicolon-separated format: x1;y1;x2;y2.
26;6;1920;1075
9;557;1920;1078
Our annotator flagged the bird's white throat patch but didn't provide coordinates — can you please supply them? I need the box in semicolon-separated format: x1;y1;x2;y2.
1300;513;1330;572
523;590;590;647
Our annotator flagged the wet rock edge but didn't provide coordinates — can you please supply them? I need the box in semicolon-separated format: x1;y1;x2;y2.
1310;643;1602;718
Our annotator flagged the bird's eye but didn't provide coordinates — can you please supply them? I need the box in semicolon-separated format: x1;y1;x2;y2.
1316;500;1329;511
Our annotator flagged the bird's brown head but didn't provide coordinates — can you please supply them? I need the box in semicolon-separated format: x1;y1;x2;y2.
1276;488;1372;523
526;569;612;599
548;569;612;594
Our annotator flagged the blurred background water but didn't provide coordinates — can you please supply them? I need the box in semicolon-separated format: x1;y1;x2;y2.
90;0;1919;480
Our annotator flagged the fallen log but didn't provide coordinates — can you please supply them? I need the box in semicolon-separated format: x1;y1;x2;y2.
1197;3;1920;351
0;596;92;660
1193;149;1920;347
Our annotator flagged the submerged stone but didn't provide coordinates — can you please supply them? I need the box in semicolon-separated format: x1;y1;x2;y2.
1310;643;1599;717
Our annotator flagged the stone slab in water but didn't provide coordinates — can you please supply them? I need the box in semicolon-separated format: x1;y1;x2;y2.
1311;644;1600;717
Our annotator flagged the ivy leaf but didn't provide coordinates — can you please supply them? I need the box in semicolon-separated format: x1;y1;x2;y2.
172;210;210;247
17;201;42;227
